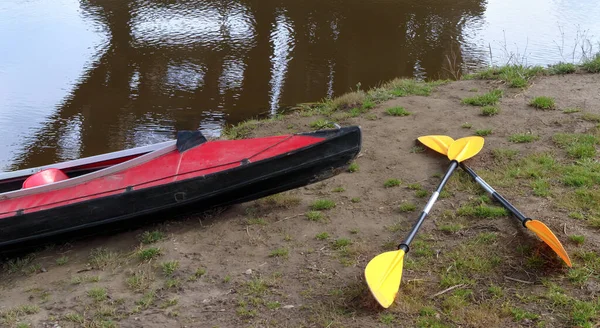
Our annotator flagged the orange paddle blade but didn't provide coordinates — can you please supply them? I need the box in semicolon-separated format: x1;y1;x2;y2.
417;135;455;156
525;220;572;267
365;250;405;308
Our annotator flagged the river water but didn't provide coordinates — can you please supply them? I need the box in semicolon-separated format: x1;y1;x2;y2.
1;0;599;170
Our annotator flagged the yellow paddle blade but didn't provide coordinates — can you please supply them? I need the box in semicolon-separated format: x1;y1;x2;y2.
365;250;405;308
417;135;455;156
525;220;572;267
447;136;485;162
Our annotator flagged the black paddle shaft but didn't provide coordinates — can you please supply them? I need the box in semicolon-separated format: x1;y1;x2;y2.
459;163;529;227
398;160;458;253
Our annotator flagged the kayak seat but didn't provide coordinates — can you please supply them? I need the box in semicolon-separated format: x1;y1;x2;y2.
22;168;69;189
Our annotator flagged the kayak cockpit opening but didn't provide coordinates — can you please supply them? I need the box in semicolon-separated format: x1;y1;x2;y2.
22;168;69;189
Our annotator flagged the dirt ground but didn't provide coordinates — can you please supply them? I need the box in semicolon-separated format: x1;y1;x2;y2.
2;72;600;328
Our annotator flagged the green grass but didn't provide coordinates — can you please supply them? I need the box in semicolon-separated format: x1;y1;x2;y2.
306;211;324;221
194;268;207;278
582;53;600;73
398;202;416;212
223;119;260;139
415;189;428;198
563;107;581;113
582;112;600;123
310;199;335;210
379;313;395;324
386;107;411;116
137;247;162;261
257;193;301;209
461;122;473;129
376;78;445;97
384;178;401;188
246;217;267;225
269;248;289;258
464;64;544;88
529;96;556;110
531;178;550;196
461;89;503;106
315;232;329;240
407;183;421;190
553;133;598;159
457;204;508;218
481;106;499;116
64;313;84;323
140;230;165;244
475;129;492;136
569;235;585;245
509;133;539;143
510;308;540;321
56;256;69;266
165;278;181;289
332;238;352;249
488;284;504;298
161;261;179;277
88;247;120;270
71;274;100;285
347;162;359;172
410;146;425;153
332;187;345;192
439;224;463;233
351;197;361;203
87;287;108;302
549;62;577;75
126;269;153;292
492;148;519;162
309;119;336;129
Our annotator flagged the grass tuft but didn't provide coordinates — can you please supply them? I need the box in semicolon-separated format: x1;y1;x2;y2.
529;96;556;110
140;230;165;244
462;89;503;106
347;162;359;173
465;65;544;88
87;287;108;302
315;232;329;240
481;106;499;116
306;211;324;221
309;119;336;129
569;235;585;245
457;204;508;218
310;199;335;210
549;62;577;75
386;107;411;116
509;133;539;143
553;133;598;159
398;202;416;212
582;53;600;73
137;247;162;261
384;179;401;188
563;107;581;114
269;248;289;258
475;129;493;136
161;261;179;277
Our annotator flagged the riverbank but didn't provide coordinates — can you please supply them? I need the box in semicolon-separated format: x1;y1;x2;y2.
2;57;600;327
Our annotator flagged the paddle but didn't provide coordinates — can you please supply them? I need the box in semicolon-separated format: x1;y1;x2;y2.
365;136;484;308
417;135;572;267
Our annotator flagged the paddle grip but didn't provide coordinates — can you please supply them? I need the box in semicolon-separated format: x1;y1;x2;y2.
460;163;529;227
399;160;458;251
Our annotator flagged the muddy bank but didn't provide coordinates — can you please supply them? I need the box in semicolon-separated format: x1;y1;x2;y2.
2;69;600;328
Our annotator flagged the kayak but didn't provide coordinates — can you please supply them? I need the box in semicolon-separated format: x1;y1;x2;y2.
0;126;362;249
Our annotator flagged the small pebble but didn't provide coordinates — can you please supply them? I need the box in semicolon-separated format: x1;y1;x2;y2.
245;269;252;275
283;305;294;309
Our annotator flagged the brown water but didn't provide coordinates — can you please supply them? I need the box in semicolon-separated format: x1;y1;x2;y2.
1;0;599;171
